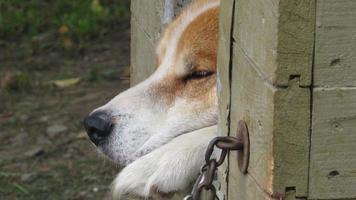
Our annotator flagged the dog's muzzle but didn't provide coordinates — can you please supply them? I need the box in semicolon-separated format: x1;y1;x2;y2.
84;111;113;145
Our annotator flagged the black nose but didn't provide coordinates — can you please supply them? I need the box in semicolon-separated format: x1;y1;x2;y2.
84;111;113;145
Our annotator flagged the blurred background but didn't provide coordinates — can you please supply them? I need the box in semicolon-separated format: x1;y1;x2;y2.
0;0;131;199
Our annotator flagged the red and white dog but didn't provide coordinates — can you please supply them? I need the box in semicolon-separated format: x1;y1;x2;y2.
84;0;220;198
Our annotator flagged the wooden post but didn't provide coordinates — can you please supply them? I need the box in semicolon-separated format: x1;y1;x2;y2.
216;0;235;199
218;0;315;199
130;0;191;85
309;1;356;199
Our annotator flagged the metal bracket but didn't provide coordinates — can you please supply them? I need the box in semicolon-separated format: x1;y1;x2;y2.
236;120;250;174
184;120;250;200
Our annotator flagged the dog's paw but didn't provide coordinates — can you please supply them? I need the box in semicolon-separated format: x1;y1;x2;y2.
112;126;217;199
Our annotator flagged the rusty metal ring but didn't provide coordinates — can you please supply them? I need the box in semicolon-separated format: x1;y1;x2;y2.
205;140;228;165
185;120;250;200
215;136;238;144
191;174;204;200
205;137;219;163
216;149;227;166
216;137;244;151
205;184;217;200
236;120;250;174
202;159;217;187
200;163;209;173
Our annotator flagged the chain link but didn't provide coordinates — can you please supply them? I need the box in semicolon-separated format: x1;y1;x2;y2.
184;136;244;200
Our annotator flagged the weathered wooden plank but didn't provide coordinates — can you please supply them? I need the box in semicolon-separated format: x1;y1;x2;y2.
229;43;275;200
229;151;274;200
273;78;310;197
130;0;164;84
276;0;315;87
309;88;356;199
130;0;192;84
228;43;310;199
217;0;234;138
314;0;356;87
309;1;356;199
232;0;279;85
285;190;307;200
217;0;235;198
232;0;315;87
227;0;313;198
131;0;164;45
130;19;157;85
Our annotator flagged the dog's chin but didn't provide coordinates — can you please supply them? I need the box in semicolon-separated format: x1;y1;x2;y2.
96;125;215;170
96;145;129;167
97;136;178;168
97;144;159;167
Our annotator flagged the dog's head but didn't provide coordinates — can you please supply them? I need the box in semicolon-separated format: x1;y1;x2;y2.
84;1;219;167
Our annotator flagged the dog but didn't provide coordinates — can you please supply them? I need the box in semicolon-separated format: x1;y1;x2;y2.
84;0;220;198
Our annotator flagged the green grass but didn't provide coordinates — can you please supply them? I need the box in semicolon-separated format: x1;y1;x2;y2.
0;0;130;41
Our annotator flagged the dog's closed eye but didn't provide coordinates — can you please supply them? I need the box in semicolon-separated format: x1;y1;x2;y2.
185;70;214;80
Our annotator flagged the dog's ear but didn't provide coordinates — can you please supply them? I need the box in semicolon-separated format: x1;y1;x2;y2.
112;126;217;199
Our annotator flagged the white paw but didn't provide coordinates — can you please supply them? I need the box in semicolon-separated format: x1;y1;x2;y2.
112;126;217;199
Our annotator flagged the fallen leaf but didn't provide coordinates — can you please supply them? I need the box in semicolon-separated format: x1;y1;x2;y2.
52;78;81;88
58;25;70;35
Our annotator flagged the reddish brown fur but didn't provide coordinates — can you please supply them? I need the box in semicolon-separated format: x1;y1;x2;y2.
156;0;219;68
176;7;219;73
150;5;219;109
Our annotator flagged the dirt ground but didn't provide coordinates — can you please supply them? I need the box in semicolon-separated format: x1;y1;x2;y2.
0;18;131;200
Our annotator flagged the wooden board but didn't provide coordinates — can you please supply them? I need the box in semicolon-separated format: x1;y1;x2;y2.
228;43;276;200
130;18;157;85
232;0;315;87
314;0;356;87
130;0;165;84
276;0;315;87
226;0;314;199
310;89;356;199
130;0;193;84
309;1;356;199
232;0;279;86
217;0;235;198
273;78;310;198
228;43;310;200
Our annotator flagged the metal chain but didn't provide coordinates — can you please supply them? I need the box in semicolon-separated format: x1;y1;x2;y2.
183;136;244;200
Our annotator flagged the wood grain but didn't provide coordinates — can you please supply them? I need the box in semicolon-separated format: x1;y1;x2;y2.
314;0;356;87
232;0;315;87
130;0;165;84
217;0;235;198
309;1;356;199
309;89;356;199
226;0;314;199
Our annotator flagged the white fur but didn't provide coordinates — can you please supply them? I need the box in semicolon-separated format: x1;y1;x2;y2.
89;1;220;198
112;126;217;199
93;0;219;167
157;0;219;79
